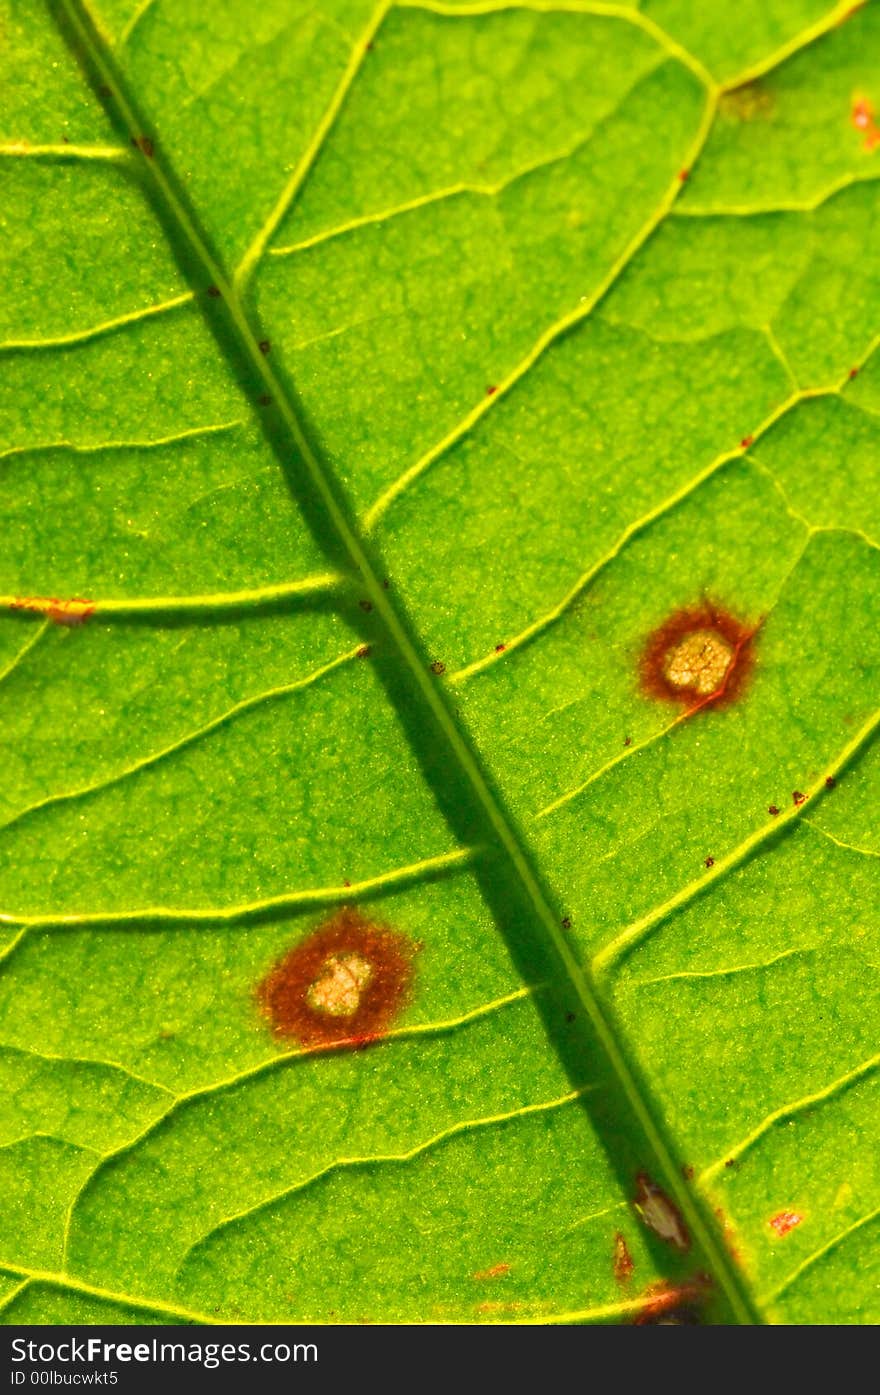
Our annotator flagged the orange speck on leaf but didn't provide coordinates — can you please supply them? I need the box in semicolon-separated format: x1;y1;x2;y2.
769;1210;803;1238
632;1277;707;1325
852;95;880;150
10;596;95;626
613;1232;634;1285
473;1262;511;1281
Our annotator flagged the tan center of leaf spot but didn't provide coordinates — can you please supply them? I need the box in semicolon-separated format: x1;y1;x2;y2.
661;630;734;697
306;951;374;1018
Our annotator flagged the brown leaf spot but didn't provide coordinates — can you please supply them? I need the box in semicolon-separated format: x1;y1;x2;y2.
472;1262;511;1280
769;1210;803;1238
10;596;95;626
768;805;780;817
640;603;756;712
430;660;446;675
852;95;880;150
792;790;807;807
257;908;416;1050
613;1232;634;1285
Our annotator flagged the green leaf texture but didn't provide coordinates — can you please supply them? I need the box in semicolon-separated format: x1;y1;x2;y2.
1;0;879;1325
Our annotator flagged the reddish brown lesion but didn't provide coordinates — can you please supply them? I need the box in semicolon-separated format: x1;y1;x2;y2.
852;95;880;150
769;1210;803;1238
613;1231;634;1285
472;1262;511;1281
632;1275;709;1325
9;596;95;626
257;907;417;1050
639;603;756;714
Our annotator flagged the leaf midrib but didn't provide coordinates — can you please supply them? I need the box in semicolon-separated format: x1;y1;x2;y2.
53;0;759;1323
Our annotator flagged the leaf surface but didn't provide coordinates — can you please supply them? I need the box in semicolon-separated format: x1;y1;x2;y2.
1;0;879;1325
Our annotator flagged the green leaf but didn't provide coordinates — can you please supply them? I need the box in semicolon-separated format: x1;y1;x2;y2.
1;0;878;1325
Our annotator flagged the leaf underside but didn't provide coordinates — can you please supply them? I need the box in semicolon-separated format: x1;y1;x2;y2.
1;0;879;1326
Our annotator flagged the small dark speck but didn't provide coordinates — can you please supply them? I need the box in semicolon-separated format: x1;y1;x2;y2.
366;40;375;50
792;790;806;807
207;285;221;297
132;135;154;157
678;168;689;181
565;1012;576;1024
768;805;780;817
359;599;373;612
495;642;506;653
98;84;111;97
486;385;498;396
561;916;571;929
682;1164;695;1180
825;775;837;789
356;645;371;659
257;393;272;406
740;434;754;449
430;660;446;675
259;340;271;354
343;879;351;888
381;578;390;589
705;856;715;868
724;1158;737;1169
624;736;632;747
62;135;70;144
849;367;859;380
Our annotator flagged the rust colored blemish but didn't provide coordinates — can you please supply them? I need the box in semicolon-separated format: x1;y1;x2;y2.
825;775;837;790
356;645;371;659
640;603;755;713
724;1158;738;1170
852;96;880;150
10;595;95;626
713;1205;742;1263
849;366;859;379
792;790;806;806
705;855;715;868
486;385;498;395
634;1172;690;1252
632;1276;708;1325
677;169;689;182
259;340;271;354
430;660;446;675
494;642;506;653
473;1262;511;1280
561;916;571;929
257;908;416;1050
682;1164;695;1181
769;1210;803;1238
613;1232;634;1285
740;434;754;449
132;135;154;157
768;804;780;817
